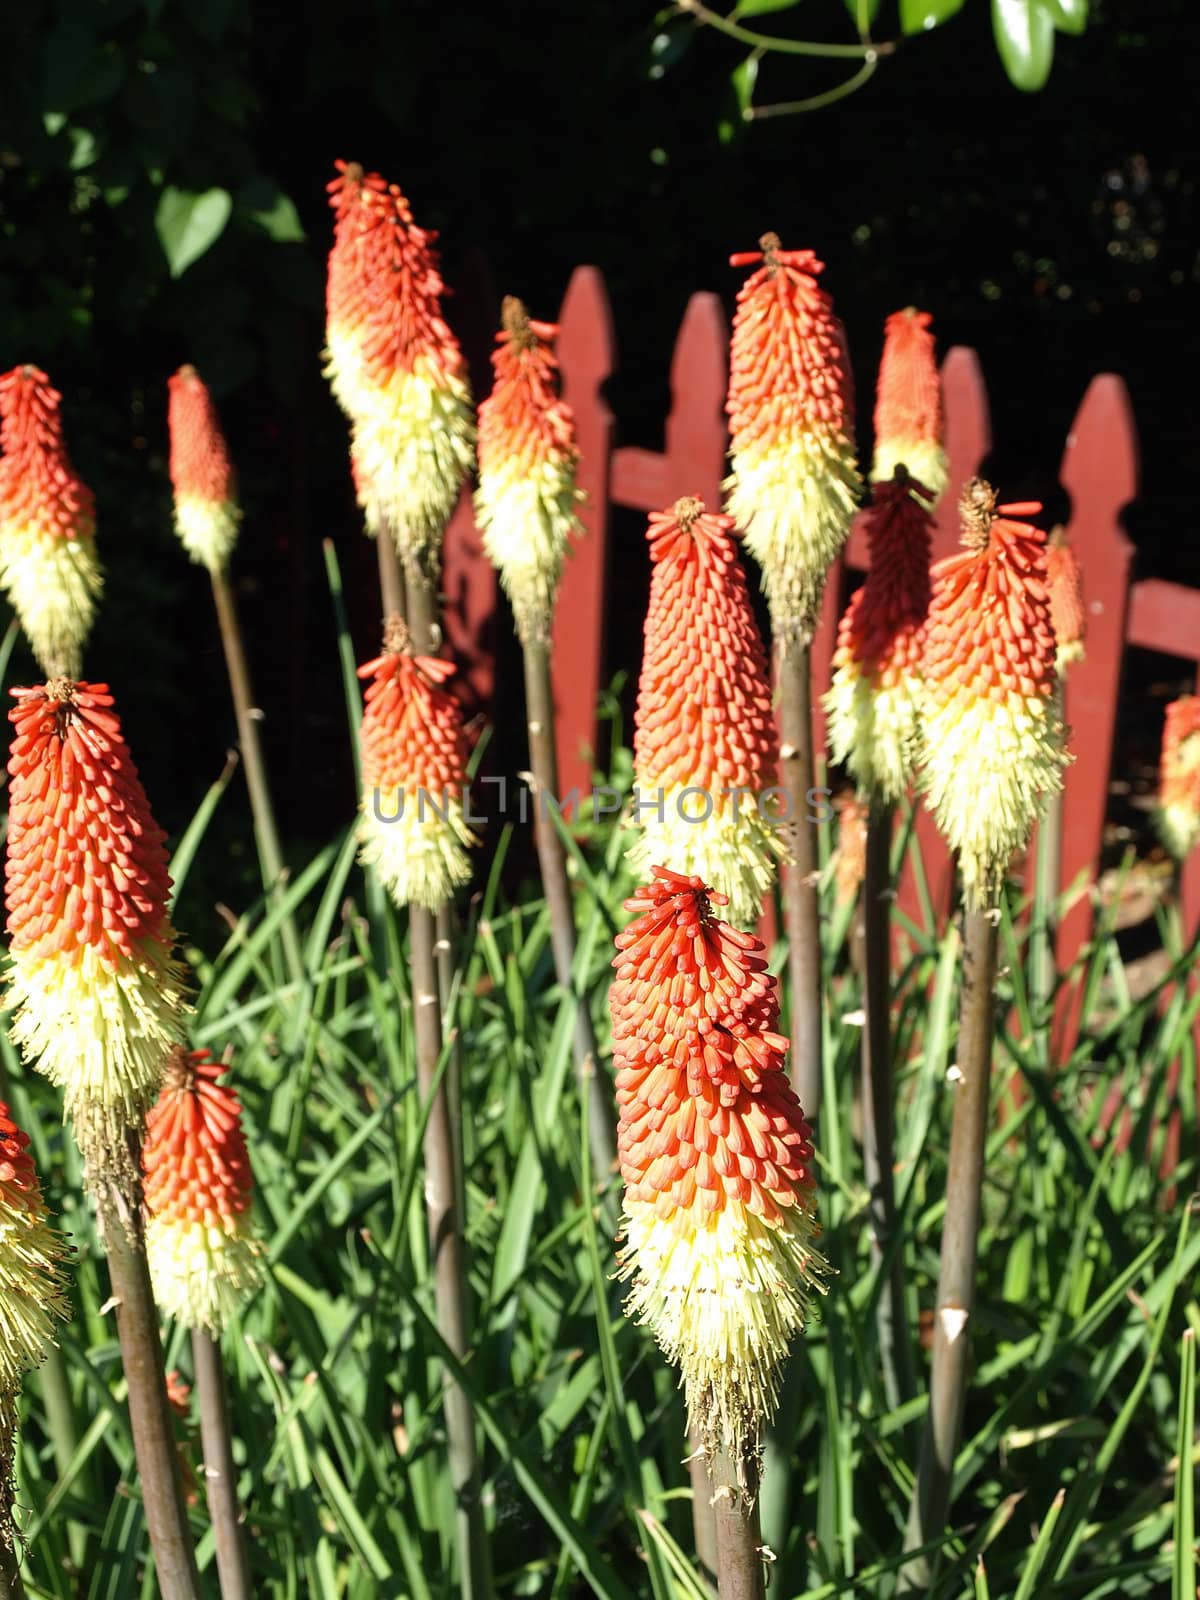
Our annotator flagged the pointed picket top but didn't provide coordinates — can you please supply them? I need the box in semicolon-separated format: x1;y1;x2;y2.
553;266;616;798
664;290;729;512
933;345;992;561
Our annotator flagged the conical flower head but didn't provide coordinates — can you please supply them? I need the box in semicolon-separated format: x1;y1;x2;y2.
0;366;103;678
824;471;936;802
1157;695;1200;861
357;620;475;910
166;366;242;574
612;868;828;1471
143;1049;263;1335
725;235;861;645
475;297;583;645
871;308;948;502
0;1103;70;1396
1046;526;1085;671
629;498;786;928
4;681;189;1172
325;161;475;558
919;480;1067;909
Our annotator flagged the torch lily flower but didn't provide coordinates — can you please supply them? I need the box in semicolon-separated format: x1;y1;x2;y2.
143;1049;262;1336
357;619;475;910
824;471;936;803
0;366;102;679
4;680;189;1173
612;867;827;1472
725;234;861;646
0;1103;70;1397
1157;695;1200;861
629;497;785;929
1046;526;1086;670
475;296;583;646
166;366;242;574
325;161;475;558
871;308;948;502
919;480;1068;910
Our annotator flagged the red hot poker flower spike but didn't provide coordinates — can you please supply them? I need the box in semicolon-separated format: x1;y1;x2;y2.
871;308;948;502
475;297;583;645
0;366;103;678
825;472;936;802
357;618;475;910
725;235;861;646
4;680;189;1171
143;1049;263;1335
613;868;828;1475
919;480;1068;910
166;366;242;574
629;498;785;928
1158;695;1200;861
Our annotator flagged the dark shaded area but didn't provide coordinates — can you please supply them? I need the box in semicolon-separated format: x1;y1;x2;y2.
0;0;1195;924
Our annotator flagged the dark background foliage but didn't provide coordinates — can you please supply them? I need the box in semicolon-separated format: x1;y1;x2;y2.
0;0;1194;927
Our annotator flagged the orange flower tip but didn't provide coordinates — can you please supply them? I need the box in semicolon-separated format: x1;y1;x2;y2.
1158;696;1200;861
919;479;1069;909
3;679;189;1170
612;871;829;1468
871;306;947;503
475;300;581;644
356;649;476;909
0;365;102;678
0;1102;72;1396
725;241;860;643
143;1049;263;1334
629;503;786;926
167;366;242;573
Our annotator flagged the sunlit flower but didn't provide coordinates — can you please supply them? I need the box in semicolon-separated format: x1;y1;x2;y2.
166;366;242;574
824;472;936;802
357;618;475;909
871;308;947;502
612;867;827;1474
1157;694;1200;861
0;1102;70;1396
325;161;474;558
143;1049;262;1335
1046;526;1085;670
725;234;860;646
0;366;102;678
475;297;583;645
919;480;1067;909
4;680;189;1172
628;498;785;928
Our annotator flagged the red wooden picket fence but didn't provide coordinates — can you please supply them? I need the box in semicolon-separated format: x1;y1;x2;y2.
438;264;1200;1015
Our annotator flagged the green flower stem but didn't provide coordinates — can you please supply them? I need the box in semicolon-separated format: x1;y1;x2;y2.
778;641;824;1120
711;1448;766;1600
192;1327;251;1600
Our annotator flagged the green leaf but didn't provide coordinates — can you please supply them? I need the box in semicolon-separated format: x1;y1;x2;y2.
731;51;759;116
238;177;306;242
734;0;801;16
842;0;883;21
992;0;1056;90
154;186;232;276
899;0;966;33
1042;0;1087;32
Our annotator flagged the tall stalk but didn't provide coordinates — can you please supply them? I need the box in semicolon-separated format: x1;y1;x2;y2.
778;642;823;1118
859;801;914;1413
711;1451;765;1600
523;639;616;1177
192;1328;251;1600
899;908;998;1591
377;533;406;624
94;1165;202;1600
687;1438;719;1589
1030;787;1063;1046
0;1519;24;1600
209;568;305;994
401;557;491;1600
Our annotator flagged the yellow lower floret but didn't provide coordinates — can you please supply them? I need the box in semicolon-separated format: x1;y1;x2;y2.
350;367;475;557
173;495;241;574
1158;802;1200;863
625;788;788;930
620;1195;827;1467
5;942;189;1169
0;524;102;678
871;438;948;504
475;460;580;645
358;789;476;911
920;688;1066;909
725;431;860;646
824;663;923;804
0;1204;69;1392
145;1215;263;1336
